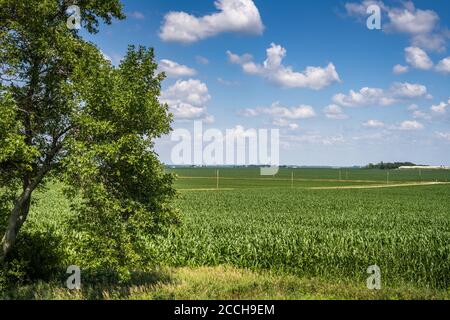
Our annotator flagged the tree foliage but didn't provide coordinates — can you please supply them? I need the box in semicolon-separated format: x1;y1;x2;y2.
0;0;178;278
364;162;417;170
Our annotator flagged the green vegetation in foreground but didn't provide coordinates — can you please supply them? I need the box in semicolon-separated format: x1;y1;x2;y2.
7;169;450;299
152;185;450;291
2;266;448;300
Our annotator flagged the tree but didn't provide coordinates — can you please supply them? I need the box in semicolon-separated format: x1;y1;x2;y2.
0;0;178;271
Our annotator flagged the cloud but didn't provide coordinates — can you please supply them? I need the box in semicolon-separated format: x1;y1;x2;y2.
398;120;424;130
228;43;340;90
435;57;450;74
407;99;449;119
333;87;388;107
345;1;447;52
393;64;409;74
240;102;316;120
385;5;439;35
217;78;239;86
238;108;259;117
160;79;213;122
101;51;112;62
345;1;387;17
226;125;258;140
390;82;429;99
412;110;431;120
284;133;346;146
363;119;385;128
401;48;450;74
401;49;450;74
196;56;210;65
405;46;434;70
227;51;253;64
265;103;316;120
430;101;448;114
239;102;316;130
436;132;450;141
332;82;429;107
128;11;145;20
411;33;447;53
158;59;197;78
272;119;299;130
101;51;123;66
408;104;419;111
323;105;349;120
159;0;264;43
352;132;386;141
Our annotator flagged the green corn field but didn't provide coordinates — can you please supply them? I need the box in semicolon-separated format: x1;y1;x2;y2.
146;168;450;290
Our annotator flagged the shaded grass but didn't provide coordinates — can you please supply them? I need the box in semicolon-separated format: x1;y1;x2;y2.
2;266;448;300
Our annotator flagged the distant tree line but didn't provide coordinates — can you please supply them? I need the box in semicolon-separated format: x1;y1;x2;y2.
364;162;417;170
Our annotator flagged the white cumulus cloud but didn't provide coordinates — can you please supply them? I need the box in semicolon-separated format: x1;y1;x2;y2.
240;102;316;120
128;11;145;20
405;46;434;70
346;1;447;52
272;118;300;130
386;5;439;35
430;101;448;114
284;133;346;146
159;0;264;43
158;59;197;78
393;64;409;75
333;82;429;107
160;79;213;122
399;120;424;130
435;57;450;74
239;102;315;130
227;43;341;90
390;82;429;99
323;105;349;120
412;110;431;120
196;56;210;65
363;119;385;128
436;132;450;141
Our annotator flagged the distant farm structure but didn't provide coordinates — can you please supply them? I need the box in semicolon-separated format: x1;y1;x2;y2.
399;166;450;170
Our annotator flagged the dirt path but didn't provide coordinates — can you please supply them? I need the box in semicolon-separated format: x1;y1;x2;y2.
178;176;385;184
179;188;235;192
309;182;449;190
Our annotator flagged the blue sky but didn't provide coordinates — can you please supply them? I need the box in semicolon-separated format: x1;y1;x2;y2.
82;0;450;166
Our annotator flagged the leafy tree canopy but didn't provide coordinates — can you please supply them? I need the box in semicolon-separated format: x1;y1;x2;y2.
0;0;178;278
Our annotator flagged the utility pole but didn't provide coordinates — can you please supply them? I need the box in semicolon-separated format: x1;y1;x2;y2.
387;171;390;185
291;171;294;189
216;169;219;190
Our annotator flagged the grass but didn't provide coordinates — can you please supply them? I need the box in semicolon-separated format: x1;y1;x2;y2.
3;266;448;300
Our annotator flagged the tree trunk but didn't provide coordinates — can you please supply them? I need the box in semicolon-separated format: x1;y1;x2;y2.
0;186;34;262
0;131;64;263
